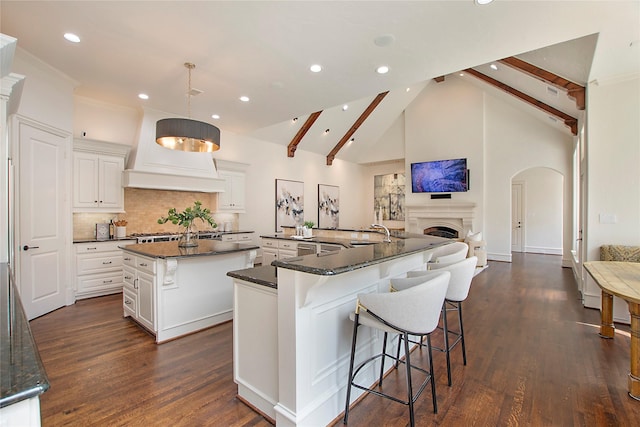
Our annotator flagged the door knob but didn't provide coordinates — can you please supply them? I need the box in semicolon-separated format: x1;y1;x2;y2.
23;245;40;251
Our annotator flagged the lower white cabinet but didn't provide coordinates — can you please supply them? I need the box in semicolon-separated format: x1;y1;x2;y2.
261;238;300;261
122;254;156;332
75;240;135;299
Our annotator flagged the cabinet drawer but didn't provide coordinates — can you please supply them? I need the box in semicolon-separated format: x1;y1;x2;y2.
262;239;277;248
136;256;156;274
237;234;253;241
122;253;135;267
279;249;297;259
75;240;134;253
77;252;122;275
221;234;237;242
123;289;137;317
279;241;297;250
77;271;123;293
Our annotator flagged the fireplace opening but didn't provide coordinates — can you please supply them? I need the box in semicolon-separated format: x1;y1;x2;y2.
424;226;459;239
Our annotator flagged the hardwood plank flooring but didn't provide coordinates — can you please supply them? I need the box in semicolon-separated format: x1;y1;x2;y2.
29;254;640;426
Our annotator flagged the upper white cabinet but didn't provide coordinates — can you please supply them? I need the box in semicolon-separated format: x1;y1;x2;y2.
215;159;249;213
73;139;129;212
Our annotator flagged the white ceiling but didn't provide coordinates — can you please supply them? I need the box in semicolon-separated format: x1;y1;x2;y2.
2;1;638;164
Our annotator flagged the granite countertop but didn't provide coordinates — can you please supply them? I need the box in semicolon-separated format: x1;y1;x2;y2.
0;263;50;408
259;230;426;248
227;265;278;289
73;230;255;244
119;240;260;259
227;235;451;287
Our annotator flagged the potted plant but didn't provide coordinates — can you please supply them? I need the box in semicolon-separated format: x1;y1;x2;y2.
303;221;315;238
158;201;216;247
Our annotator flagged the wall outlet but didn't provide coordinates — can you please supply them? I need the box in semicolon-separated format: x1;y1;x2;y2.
599;213;618;224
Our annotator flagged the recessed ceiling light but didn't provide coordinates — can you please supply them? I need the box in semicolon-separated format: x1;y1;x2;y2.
490;64;498;70
211;114;220;120
324;129;330;134
310;64;322;73
239;96;250;102
64;33;81;43
406;87;411;92
475;0;494;5
342;105;348;111
459;72;465;77
292;117;298;122
376;65;390;74
138;93;149;100
349;138;355;143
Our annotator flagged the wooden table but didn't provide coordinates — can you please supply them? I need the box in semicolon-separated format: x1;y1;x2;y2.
584;261;640;400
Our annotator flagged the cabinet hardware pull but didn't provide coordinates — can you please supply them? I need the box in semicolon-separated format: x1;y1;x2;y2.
102;261;112;265
139;263;148;267
87;247;97;250
125;299;132;305
103;280;113;284
134;278;138;289
124;257;131;261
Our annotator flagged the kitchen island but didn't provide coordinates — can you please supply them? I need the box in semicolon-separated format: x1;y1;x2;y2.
228;234;450;426
120;240;258;343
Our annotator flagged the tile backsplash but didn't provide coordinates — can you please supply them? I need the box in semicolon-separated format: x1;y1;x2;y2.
73;188;237;239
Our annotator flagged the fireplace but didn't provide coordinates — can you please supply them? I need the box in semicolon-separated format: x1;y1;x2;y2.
424;226;459;239
406;202;476;238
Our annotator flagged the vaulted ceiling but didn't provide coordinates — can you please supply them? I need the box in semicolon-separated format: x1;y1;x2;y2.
2;1;638;164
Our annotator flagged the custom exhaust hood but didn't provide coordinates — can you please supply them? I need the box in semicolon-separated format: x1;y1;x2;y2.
123;108;225;192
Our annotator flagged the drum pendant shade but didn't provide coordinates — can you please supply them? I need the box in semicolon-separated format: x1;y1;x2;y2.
156;118;220;153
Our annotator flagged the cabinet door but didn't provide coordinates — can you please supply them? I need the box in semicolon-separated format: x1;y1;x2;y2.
73;152;99;208
218;170;245;212
262;248;278;265
279;249;297;260
137;271;155;331
98;155;124;210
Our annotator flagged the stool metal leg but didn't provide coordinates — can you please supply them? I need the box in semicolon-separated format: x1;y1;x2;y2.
379;332;388;387
458;302;466;365
427;334;437;414
343;313;360;424
403;331;415;427
442;302;452;386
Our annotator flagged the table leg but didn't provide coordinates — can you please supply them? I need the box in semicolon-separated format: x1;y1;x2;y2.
628;302;640;400
599;291;615;339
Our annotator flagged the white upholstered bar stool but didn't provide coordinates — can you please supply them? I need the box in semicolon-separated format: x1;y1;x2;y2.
427;241;469;268
343;271;450;426
406;256;477;386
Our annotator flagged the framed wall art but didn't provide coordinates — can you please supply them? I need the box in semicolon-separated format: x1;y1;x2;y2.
374;173;405;221
275;179;304;231
318;184;339;229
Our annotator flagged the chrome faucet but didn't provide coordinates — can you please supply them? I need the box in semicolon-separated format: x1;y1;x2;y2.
370;223;391;243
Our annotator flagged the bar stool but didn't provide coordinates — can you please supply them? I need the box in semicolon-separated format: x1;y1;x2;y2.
428;241;469;267
343;271;450;426
406;256;477;386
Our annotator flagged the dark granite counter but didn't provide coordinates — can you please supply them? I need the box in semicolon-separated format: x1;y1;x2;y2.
227;265;278;289
119;240;259;259
73;236;137;244
0;263;50;408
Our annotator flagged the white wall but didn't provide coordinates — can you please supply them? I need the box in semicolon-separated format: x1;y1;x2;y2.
513;168;564;255
584;74;640;317
405;76;574;262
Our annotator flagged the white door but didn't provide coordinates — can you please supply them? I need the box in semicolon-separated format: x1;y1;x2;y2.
511;182;524;253
14;116;71;320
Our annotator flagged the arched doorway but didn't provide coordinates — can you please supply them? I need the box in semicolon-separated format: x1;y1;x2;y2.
511;168;564;255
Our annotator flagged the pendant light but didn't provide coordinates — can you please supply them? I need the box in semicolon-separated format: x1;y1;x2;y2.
156;62;220;153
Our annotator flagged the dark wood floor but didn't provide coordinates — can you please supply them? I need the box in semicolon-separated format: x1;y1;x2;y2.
29;254;640;426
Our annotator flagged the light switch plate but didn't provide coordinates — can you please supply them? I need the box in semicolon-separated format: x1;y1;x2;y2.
599;213;618;224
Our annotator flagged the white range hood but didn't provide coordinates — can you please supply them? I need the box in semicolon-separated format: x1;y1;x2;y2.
123;108;225;192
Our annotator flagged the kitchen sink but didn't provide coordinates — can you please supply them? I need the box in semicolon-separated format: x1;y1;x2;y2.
349;241;377;246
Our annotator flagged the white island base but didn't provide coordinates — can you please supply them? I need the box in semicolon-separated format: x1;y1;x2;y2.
122;242;257;343
233;247;435;426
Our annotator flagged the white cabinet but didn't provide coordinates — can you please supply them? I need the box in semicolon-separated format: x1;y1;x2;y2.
261;238;298;261
215;159;248;213
75;240;135;299
73;139;129;213
122;253;156;332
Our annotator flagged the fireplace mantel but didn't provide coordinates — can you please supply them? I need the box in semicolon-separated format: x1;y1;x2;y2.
406;202;476;237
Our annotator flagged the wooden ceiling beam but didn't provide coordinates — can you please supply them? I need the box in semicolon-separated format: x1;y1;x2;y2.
326;92;388;165
287;111;322;157
464;68;577;135
499;56;585;110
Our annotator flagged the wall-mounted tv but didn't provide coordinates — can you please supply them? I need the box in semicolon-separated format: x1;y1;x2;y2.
411;158;468;193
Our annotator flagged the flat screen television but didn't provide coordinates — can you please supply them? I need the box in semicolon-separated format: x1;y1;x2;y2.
411;158;468;193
